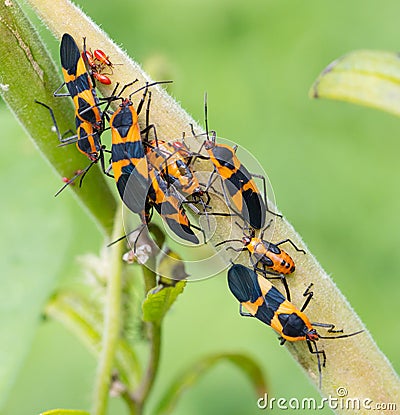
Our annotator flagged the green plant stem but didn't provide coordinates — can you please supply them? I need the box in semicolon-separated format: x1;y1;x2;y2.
133;322;162;413
120;391;138;415
92;209;125;415
131;265;162;413
142;264;157;294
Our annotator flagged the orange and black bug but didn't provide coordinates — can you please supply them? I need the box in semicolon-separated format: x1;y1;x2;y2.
35;101;109;195
107;80;200;244
227;264;363;387
145;166;200;244
36;100;102;160
109;165;202;247
108;80;172;214
195;98;281;229
139;90;211;214
109;81;150;214
203;134;266;228
146;138;210;210
54;33;103;130
215;220;306;300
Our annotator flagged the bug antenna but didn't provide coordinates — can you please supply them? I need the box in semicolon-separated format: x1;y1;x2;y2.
204;92;210;141
318;330;364;340
54;161;96;197
107;226;144;248
233;220;247;231
215;239;242;247
128;80;173;100
107;233;128;247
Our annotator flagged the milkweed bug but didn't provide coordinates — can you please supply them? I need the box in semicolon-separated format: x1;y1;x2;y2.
35;100;110;195
93;71;112;86
107;81;200;245
227;264;363;387
146;166;200;244
216;220;306;300
82;38;115;85
109;166;202;246
36;100;102;159
194;96;281;229
82;49;96;68
108;81;157;214
146;138;210;209
55;33;103;130
93;49;113;67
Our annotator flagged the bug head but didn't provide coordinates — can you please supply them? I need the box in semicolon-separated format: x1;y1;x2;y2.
306;329;320;342
172;140;192;157
203;139;215;150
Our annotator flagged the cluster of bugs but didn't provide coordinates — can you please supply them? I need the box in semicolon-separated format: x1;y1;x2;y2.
38;33;363;389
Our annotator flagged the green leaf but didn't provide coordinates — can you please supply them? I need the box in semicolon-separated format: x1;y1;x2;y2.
45;291;141;389
142;281;186;323
0;0;116;236
38;410;89;415
311;50;400;117
154;353;268;415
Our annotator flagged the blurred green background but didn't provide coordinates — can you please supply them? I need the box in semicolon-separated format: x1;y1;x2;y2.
1;0;400;414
